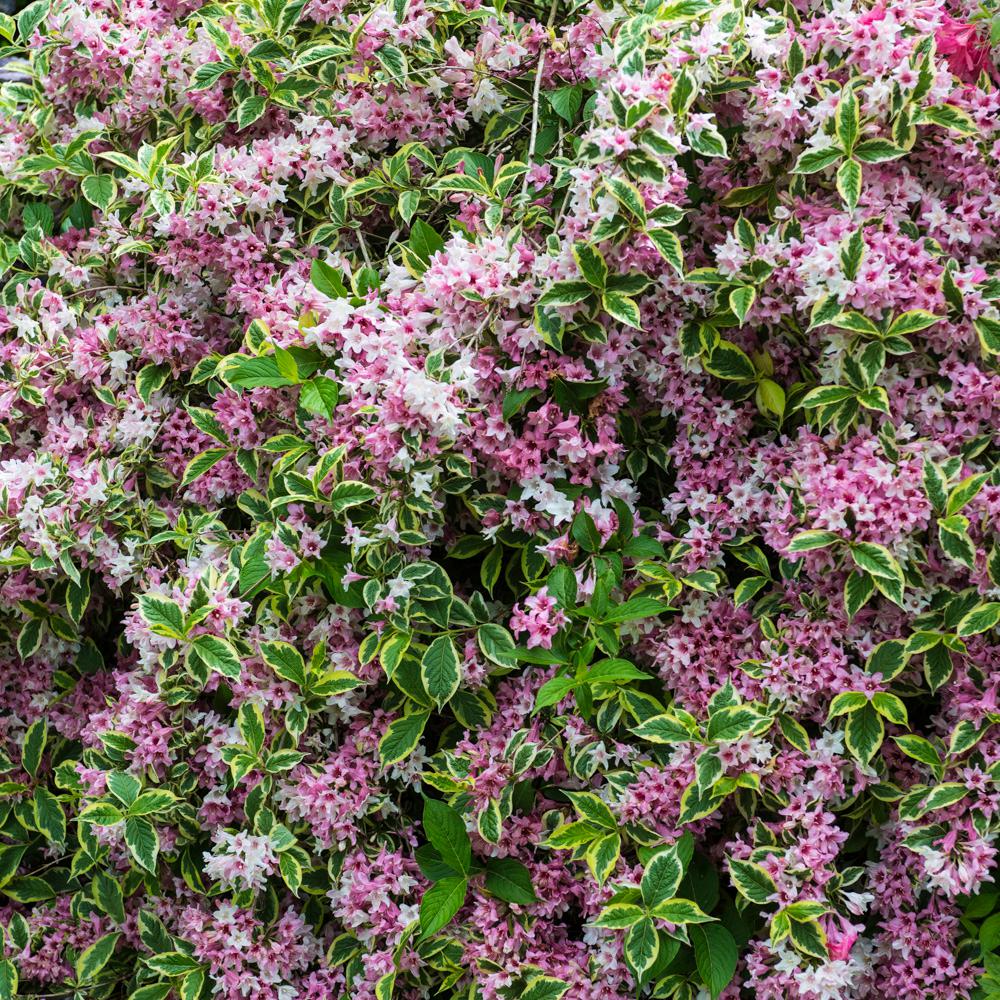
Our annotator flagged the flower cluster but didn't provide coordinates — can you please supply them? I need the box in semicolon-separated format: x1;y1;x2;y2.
1;0;1000;997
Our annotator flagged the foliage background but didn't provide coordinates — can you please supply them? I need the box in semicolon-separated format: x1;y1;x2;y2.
0;0;999;998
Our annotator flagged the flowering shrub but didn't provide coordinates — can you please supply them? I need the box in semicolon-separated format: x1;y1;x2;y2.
1;0;1000;996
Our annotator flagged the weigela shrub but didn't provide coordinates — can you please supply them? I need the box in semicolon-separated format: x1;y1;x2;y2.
0;0;999;996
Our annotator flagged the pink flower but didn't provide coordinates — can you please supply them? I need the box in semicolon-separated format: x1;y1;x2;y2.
936;16;995;83
510;588;569;649
824;916;859;962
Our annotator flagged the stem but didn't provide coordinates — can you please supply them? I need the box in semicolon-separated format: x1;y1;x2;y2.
521;0;560;201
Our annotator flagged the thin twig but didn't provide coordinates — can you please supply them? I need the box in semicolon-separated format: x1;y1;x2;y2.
521;0;561;200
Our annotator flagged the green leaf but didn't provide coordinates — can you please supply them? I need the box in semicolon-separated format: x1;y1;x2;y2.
922;782;969;813
632;713;692;744
704;341;755;381
871;692;907;726
844;703;884;764
419;875;467;936
136;363;170;404
624;916;659;979
16;618;41;661
649;898;715;923
844;571;875;620
138;595;185;639
974;315;1000;355
586;831;621;885
21;718;47;778
223;355;297;389
647;228;684;273
836;158;862;211
923;459;949;513
853;138;906;162
189;62;229;90
706;706;761;742
641;847;683;908
827;691;868;718
79;802;125;826
946;472;989;517
107;770;141;806
938;514;977;569
832;311;881;335
728;285;755;325
477;623;517;668
379;710;430;765
728;858;777;904
800;385;856;408
788;529;841;552
520;977;570;1000
310;258;349;299
406;219;444;266
502;387;541;421
376;43;407;79
534;676;576;711
957;603;1000;637
420;635;461;707
484;857;536;904
81;174;117;212
180;447;230;488
191;634;242;679
606;177;646;223
792;145;841;174
733;576;768;606
260;641;306;686
564;790;617;828
279;851;303;894
93;872;126;924
378;630;412;678
866;639;908;680
691;924;738;999
755;378;785;418
238;702;266;755
237;94;267;130
602;291;642;329
850;542;903;582
548;84;583;122
124;816;159;872
537;280;592;308
777;714;810;753
592;903;645;928
888;309;939;338
920;103;978;135
835;87;859;151
17;0;49;42
599;597;670;624
328;480;377;514
299;377;340;422
423;798;471;876
925;643;954;693
144;952;201;976
571;511;601;552
788;917;828;958
857;386;889;413
33;787;66;844
688;125;728;157
263;749;304;773
3;876;54;903
0;959;16;1000
76;932;120;982
573;243;608;289
477;799;502;844
373;972;394;1000
893;735;942;775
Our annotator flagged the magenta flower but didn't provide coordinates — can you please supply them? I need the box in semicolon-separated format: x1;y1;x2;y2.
936;15;996;83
